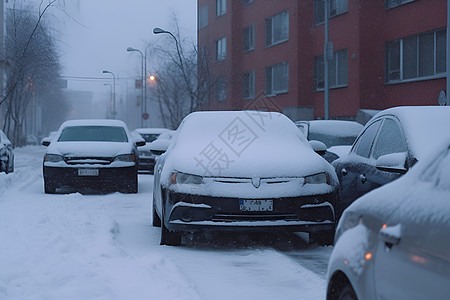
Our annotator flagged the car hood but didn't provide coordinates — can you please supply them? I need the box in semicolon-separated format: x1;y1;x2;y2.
47;141;133;157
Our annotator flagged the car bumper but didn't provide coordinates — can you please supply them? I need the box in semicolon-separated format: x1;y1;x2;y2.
164;191;336;233
43;165;136;189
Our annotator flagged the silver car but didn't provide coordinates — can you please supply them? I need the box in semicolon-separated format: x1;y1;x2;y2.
326;143;450;300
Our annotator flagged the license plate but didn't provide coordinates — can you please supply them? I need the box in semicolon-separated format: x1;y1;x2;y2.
78;169;99;176
239;199;273;212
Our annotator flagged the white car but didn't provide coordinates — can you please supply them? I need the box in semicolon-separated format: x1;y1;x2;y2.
132;128;170;173
0;130;14;174
42;119;145;194
326;141;450;300
152;111;339;246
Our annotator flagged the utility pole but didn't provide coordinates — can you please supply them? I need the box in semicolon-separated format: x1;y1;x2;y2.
324;0;331;120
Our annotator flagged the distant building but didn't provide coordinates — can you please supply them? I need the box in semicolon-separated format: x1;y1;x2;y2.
197;0;446;121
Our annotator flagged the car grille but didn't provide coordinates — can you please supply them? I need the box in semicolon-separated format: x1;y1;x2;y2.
212;213;299;222
64;156;113;165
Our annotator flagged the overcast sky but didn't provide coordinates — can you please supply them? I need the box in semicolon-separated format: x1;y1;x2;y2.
57;0;196;95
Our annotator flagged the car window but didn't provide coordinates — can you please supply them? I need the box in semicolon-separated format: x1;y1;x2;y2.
58;126;128;142
372;118;407;159
353;120;382;158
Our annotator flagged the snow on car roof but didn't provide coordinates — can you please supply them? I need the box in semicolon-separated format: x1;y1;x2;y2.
306;120;363;137
133;128;170;134
162;111;336;180
60;119;128;128
371;106;450;160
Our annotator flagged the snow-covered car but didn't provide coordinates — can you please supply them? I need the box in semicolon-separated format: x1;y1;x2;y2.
42;119;145;194
326;141;450;300
0;130;14;174
132;127;170;173
152;111;339;246
295;120;363;163
333;106;450;220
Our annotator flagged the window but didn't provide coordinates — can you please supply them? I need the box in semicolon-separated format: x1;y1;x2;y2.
243;70;255;99
314;0;348;25
372;119;407;159
216;0;226;16
386;29;446;83
242;0;254;5
243;25;255;52
216;77;227;101
385;0;416;9
265;10;289;47
315;49;348;90
216;37;226;61
198;6;208;29
265;61;289;95
353;120;382;158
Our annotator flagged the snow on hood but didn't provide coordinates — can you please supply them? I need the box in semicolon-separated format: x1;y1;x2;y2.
162;111;337;182
47;141;134;157
371;106;450;160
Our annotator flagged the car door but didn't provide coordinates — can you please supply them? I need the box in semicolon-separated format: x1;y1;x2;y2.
334;120;382;218
356;117;408;198
373;148;450;299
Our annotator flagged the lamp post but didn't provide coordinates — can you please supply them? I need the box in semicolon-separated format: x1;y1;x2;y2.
103;83;112;118
102;70;116;119
127;47;146;127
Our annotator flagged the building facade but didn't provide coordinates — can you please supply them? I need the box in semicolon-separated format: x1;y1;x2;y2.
197;0;446;121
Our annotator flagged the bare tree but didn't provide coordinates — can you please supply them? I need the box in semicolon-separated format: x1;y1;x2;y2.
1;1;67;146
148;18;212;129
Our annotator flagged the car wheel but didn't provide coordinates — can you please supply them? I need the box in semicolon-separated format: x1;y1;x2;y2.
44;181;56;194
6;155;14;174
327;278;358;300
152;194;161;227
160;198;181;246
309;229;335;246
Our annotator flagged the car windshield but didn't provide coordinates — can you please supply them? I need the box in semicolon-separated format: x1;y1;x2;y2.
139;133;160;143
58;126;128;142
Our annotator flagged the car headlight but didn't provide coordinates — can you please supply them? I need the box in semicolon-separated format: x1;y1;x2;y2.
44;154;64;162
303;172;329;185
335;211;362;241
170;172;203;185
114;154;135;162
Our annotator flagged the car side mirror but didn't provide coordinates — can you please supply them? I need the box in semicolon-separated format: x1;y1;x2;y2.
148;139;170;156
135;140;146;147
41;139;51;147
376;152;408;174
309;140;327;155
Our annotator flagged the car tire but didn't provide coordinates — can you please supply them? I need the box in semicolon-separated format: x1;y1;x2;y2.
152;195;161;227
309;229;335;246
160;198;181;246
328;280;358;300
44;181;56;194
6;155;14;174
122;173;138;194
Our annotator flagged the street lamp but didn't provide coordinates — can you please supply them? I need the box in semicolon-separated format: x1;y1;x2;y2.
127;46;146;127
103;83;112;118
102;70;116;119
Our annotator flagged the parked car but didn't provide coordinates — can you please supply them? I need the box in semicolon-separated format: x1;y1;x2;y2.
333;106;450;220
326;141;450;300
295;120;364;163
0;130;14;174
132;128;170;173
152;111;339;246
42;119;145;194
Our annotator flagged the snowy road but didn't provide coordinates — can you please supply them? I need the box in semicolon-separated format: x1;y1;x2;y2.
0;146;332;300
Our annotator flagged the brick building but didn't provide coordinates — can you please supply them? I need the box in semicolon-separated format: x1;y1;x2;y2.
197;0;447;121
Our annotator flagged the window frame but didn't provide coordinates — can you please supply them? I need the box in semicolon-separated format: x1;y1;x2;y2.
216;37;227;62
265;10;289;47
242;0;254;6
314;49;348;91
198;6;208;29
216;77;227;101
243;70;255;100
385;0;416;10
385;28;446;84
265;61;289;96
216;0;226;16
314;0;348;25
243;24;255;53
